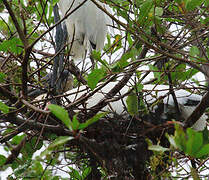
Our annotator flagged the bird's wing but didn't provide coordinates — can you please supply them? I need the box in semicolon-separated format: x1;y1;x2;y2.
64;82;130;114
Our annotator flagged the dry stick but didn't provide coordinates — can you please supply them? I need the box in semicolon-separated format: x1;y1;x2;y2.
1;115;73;141
32;49;54;58
68;61;87;85
184;91;209;129
167;72;181;114
151;26;181;114
27;0;49;39
5;136;27;165
29;44;67;79
2;1;28;46
35;113;50;149
178;30;209;50
79;135;106;170
0;86;18;104
0;127;24;143
21;47;33;98
2;1;32;98
20;98;49;114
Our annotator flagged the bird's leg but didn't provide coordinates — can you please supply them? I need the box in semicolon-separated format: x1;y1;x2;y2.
53;4;69;101
89;41;97;69
90;54;95;70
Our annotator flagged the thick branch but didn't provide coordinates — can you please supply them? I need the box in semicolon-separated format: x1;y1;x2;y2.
0;114;73;143
184;91;209;129
21;46;32;98
2;0;28;46
0;86;18;104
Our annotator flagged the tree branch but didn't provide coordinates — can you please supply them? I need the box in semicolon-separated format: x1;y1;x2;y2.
184;91;209;129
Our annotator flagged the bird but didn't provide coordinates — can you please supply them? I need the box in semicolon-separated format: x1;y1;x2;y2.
36;82;207;131
64;83;207;131
58;0;111;60
142;85;207;131
28;70;73;98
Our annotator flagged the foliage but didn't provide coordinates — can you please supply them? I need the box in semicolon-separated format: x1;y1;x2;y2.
168;126;209;159
0;0;208;179
48;104;106;131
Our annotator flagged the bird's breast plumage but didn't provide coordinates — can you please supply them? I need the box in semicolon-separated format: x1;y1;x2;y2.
58;0;110;60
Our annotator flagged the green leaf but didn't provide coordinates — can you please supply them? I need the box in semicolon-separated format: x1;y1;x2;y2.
72;115;80;131
112;59;128;72
149;64;161;81
174;125;187;151
11;134;26;145
41;136;73;157
166;133;177;148
68;167;82;179
186;128;203;156
0;72;6;83
23;141;39;159
120;49;137;62
111;34;123;52
0;3;4;13
78;113;106;130
91;51;109;69
117;8;129;21
202;128;209;144
14;160;32;176
155;7;163;16
138;0;153;25
173;126;208;158
195;144;209;158
47;2;54;26
126;92;139;116
48;136;73;150
185;0;204;11
48;104;72;130
204;0;209;7
52;0;60;6
0;37;23;54
181;68;198;81
127;33;134;46
51;177;60;180
0;101;10;114
148;145;169;152
0;154;6;166
12;160;19;170
189;46;200;59
112;49;137;73
32;161;43;175
87;68;105;90
31;137;43;150
91;50;101;61
82;167;92;179
137;83;143;91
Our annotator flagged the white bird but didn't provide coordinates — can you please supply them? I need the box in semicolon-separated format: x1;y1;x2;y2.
58;0;111;60
36;82;207;131
143;85;207;131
